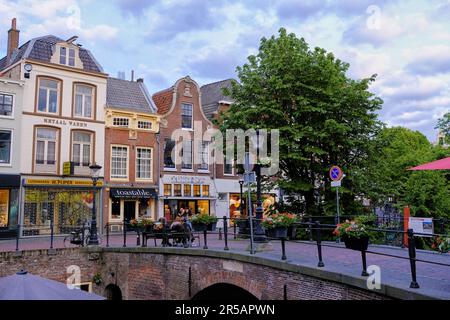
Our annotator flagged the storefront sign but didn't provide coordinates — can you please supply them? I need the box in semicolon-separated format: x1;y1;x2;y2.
43;118;88;128
63;162;74;176
168;176;210;184
24;179;103;187
110;188;157;199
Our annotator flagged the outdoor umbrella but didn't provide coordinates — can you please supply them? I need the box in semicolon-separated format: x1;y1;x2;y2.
408;157;450;171
0;271;105;300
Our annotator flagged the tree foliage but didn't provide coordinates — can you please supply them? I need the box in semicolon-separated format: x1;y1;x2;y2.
436;112;450;144
217;28;383;215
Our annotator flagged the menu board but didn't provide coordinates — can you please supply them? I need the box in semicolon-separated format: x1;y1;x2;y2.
409;217;434;237
0;190;9;227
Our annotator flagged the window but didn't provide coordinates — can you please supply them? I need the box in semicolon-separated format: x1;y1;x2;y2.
181;103;193;129
38;78;60;114
138;121;152;130
72;131;92;167
0;190;9;227
0;94;13;116
136;148;152;180
182;140;193;170
164;184;172;197
164;139;175;168
174;184;182;197
113;118;129;127
35;128;57;172
224;156;234;175
0;130;12;164
202;185;210;197
74;84;94;118
193;185;201;197
111;146;128;179
111;199;120;220
199;141;209;171
184;184;191;197
60;47;75;67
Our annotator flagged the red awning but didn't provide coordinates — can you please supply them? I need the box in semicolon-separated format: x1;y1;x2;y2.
408;157;450;171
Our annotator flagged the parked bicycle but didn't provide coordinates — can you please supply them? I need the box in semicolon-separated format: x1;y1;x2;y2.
63;223;101;247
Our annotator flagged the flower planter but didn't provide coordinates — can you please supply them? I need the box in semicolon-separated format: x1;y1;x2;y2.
266;227;288;239
288;226;297;240
236;219;248;229
192;223;208;232
343;236;369;251
207;222;217;232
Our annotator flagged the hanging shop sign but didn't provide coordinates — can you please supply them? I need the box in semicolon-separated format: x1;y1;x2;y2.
110;188;157;199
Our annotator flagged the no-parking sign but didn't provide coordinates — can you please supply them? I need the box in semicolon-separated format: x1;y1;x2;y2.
330;166;343;181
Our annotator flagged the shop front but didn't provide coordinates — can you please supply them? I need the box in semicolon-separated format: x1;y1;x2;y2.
21;178;102;237
108;188;158;225
0;174;21;230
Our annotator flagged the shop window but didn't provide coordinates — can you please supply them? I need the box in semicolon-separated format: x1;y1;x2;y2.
164;139;175;169
37;78;60;114
0;93;13;116
139;200;150;218
0;130;12;164
174;184;182;197
193;185;201;197
74;84;94;119
136;148;152;180
184;184;191;197
0;190;9;227
111;199;120;220
202;185;210;197
111;146;128;179
197;200;210;215
164;184;172;197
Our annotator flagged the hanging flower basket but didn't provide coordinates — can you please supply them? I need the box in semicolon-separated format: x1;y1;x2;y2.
266;227;288;239
342;235;369;251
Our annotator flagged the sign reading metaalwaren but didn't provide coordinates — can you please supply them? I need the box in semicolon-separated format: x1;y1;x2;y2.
43;118;88;128
110;188;157;199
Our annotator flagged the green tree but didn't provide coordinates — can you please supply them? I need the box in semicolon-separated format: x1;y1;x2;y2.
436;112;450;145
218;28;383;215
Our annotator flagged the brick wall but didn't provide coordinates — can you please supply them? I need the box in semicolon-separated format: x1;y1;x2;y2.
0;248;389;300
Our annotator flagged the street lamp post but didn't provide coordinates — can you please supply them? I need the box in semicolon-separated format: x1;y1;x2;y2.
252;129;267;243
239;179;244;217
88;163;102;246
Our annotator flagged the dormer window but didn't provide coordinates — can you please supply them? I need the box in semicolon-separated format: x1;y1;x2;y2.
59;47;76;67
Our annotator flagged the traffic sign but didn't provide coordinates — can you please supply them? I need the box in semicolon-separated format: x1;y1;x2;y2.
329;166;343;181
331;180;342;187
244;172;256;186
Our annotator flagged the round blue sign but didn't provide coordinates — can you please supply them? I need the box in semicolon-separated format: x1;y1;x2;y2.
330;166;343;181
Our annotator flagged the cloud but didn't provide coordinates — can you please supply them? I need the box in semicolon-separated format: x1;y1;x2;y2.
405;45;450;76
276;0;324;20
115;0;150;17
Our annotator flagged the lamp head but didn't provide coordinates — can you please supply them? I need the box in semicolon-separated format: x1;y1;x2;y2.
89;163;102;180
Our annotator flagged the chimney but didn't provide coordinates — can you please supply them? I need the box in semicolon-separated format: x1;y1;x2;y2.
137;78;144;83
131;70;135;82
7;18;20;60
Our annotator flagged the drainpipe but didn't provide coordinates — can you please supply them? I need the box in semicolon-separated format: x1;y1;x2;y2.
156;130;161;219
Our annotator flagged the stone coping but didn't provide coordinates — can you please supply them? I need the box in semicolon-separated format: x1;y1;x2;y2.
89;246;439;301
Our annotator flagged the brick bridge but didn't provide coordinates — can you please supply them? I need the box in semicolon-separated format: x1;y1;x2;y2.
0;247;440;300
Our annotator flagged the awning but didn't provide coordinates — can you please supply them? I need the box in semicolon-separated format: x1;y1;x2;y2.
110;188;158;199
408;157;450;171
0;175;20;188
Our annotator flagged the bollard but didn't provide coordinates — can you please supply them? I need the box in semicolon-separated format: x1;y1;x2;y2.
233;220;237;240
315;221;325;267
407;229;420;289
361;250;369;276
219;228;222;241
223;216;229;251
15;225;20;252
50;220;54;249
81;222;86;247
203;230;208;250
309;217;313;241
136;231;140;247
281;237;287;261
106;224;110;248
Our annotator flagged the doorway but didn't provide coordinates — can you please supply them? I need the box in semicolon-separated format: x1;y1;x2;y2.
123;201;136;222
105;284;122;300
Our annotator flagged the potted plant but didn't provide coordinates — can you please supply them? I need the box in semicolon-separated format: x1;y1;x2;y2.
92;272;103;286
333;217;371;251
191;214;219;232
262;213;297;239
141;218;155;233
432;236;450;254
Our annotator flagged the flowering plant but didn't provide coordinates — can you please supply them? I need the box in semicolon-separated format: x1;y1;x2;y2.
261;213;298;229
129;217;154;228
191;214;219;225
431;236;450;254
333;218;371;239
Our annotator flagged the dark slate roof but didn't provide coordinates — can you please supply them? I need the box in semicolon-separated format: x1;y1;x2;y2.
107;77;157;113
200;79;235;120
0;35;103;73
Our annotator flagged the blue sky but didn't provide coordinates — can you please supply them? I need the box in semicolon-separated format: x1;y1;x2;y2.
0;0;449;141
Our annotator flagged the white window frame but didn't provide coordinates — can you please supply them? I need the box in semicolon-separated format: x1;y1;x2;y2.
37;78;60;114
137;120;153;130
113;117;130;128
223;157;235;176
0;129;13;167
72;131;93;168
0;92;14;119
181;103;193;130
136;147;153;181
74;84;94;119
163;138;177;171
60;47;76;67
198;141;209;172
110;145;129;180
34;127;58;173
181;140;193;171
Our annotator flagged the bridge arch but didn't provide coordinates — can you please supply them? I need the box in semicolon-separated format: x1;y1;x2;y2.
192;283;258;301
105;284;123;300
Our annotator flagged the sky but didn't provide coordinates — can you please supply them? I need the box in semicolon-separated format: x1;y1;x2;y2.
0;0;449;141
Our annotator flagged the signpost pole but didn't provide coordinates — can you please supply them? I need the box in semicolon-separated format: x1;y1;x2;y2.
336;187;340;243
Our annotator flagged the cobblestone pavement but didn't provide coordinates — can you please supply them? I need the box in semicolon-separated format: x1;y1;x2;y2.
1;232;449;299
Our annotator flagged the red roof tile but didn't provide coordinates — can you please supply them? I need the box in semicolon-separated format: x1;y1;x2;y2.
152;87;174;115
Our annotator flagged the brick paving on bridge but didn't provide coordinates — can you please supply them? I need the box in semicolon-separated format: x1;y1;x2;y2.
1;232;449;299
